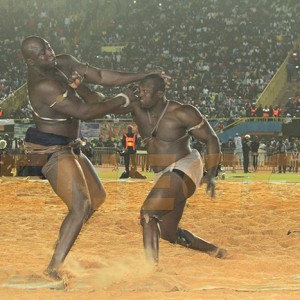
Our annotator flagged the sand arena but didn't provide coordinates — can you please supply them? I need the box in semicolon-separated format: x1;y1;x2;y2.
0;177;300;299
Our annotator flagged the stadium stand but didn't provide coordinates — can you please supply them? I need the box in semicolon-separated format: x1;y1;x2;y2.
1;0;300;173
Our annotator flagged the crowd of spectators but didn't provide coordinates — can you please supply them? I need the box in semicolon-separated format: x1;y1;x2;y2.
1;0;300;120
283;95;300;117
99;0;300;119
0;0;100;117
221;134;300;173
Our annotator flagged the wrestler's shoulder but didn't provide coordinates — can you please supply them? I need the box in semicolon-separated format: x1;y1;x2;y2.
170;101;200;115
56;54;75;62
56;54;80;70
168;100;182;110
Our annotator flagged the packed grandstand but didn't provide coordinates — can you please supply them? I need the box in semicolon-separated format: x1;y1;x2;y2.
0;0;300;175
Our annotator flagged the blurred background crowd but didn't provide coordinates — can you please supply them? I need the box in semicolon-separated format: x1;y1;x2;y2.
1;0;300;119
0;0;300;175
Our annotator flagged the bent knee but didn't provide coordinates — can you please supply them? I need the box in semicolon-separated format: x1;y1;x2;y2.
91;189;106;210
140;207;160;216
71;199;93;221
140;211;160;227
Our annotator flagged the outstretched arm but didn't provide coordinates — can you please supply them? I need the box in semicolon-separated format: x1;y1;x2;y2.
35;79;133;120
75;84;105;104
58;54;171;87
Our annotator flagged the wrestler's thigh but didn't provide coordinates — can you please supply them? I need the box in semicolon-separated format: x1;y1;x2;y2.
42;152;90;210
141;172;187;240
77;153;106;210
141;171;186;218
159;200;186;242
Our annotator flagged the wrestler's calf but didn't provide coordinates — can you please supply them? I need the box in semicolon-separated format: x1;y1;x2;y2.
176;227;227;259
140;213;161;263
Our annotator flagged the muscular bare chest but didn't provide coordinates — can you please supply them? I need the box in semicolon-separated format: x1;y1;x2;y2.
135;112;188;147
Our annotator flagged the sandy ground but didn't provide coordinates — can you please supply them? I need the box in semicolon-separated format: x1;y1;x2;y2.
0;177;300;300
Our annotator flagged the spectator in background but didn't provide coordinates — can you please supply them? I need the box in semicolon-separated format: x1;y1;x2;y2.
284;138;292;170
256;104;263;118
234;133;243;166
262;106;270;118
242;134;251;173
291;137;300;150
3;134;12;152
284;138;292;152
104;137;115;148
269;106;274;118
250;135;260;172
250;104;257;117
0;149;15;176
290;148;299;173
81;137;93;161
273;106;281;117
0;136;11;176
258;139;267;167
277;139;287;173
119;125;137;178
0;137;8;152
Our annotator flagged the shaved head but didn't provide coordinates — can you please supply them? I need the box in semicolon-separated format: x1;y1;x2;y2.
21;36;45;59
140;74;165;92
21;36;56;68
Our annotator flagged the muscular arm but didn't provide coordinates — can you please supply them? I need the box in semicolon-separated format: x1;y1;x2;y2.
76;84;135;116
88;69;152;87
75;84;105;104
179;105;221;177
35;80;129;120
70;75;137;119
58;54;163;87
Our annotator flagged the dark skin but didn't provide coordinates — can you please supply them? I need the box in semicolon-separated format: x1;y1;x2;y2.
125;76;227;262
21;36;170;281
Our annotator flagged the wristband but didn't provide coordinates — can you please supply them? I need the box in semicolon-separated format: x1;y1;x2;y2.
116;93;130;107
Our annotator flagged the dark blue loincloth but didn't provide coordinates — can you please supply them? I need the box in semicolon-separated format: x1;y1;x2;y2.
22;127;81;177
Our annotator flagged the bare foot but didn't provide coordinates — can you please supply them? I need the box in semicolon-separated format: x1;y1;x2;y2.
207;247;228;259
43;269;62;281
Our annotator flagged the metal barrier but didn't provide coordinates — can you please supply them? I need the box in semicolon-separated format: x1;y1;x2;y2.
91;148;150;171
221;148;298;173
92;147;120;169
4;147;298;176
92;147;298;173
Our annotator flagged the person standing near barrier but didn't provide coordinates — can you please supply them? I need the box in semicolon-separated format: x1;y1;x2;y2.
20;35;170;282
250;135;260;172
125;74;227;263
120;125;137;178
242;134;251;173
290;148;299;173
258;139;267;167
234;133;243;167
0;148;15;176
80;137;93;162
277;139;287;173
